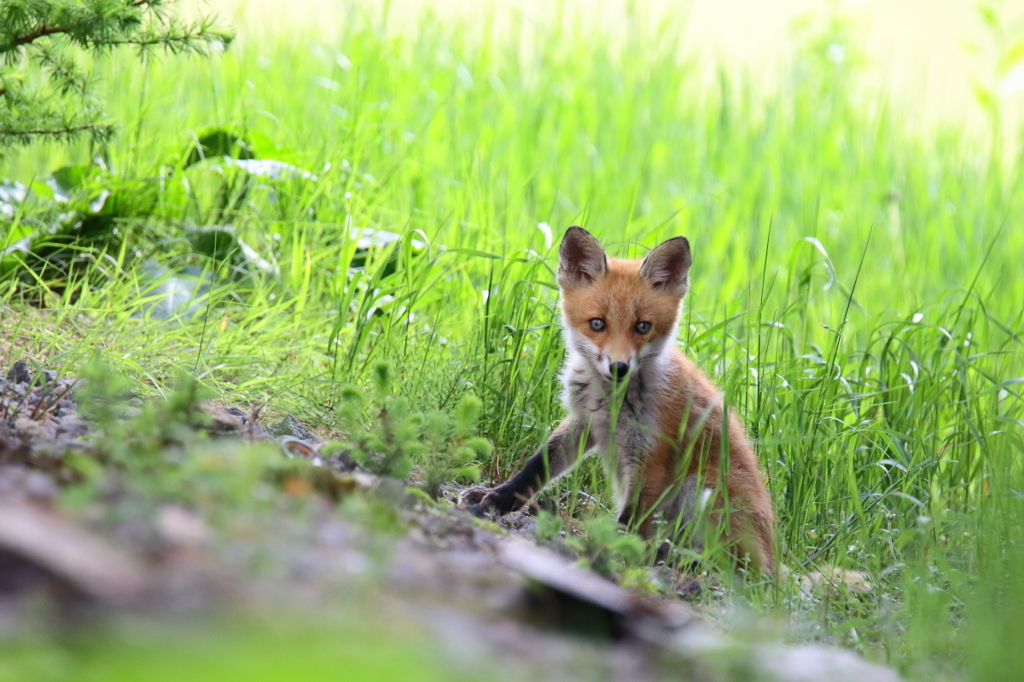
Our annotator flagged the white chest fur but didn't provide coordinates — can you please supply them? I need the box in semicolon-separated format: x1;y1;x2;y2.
561;355;662;505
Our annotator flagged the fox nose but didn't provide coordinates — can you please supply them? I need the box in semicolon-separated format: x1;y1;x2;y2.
610;362;630;379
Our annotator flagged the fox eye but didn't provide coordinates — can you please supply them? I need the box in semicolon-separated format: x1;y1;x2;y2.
589;318;606;332
634;321;652;334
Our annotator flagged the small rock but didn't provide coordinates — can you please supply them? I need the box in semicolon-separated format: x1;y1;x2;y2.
271;414;323;445
797;567;873;596
5;360;31;385
54;416;90;440
496;511;538;537
14;417;48;442
199;403;244;435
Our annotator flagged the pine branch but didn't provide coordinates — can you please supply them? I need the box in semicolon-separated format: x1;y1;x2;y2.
0;120;113;149
0;1;233;152
11;26;70;48
94;28;232;50
0;123;100;136
4;24;231;55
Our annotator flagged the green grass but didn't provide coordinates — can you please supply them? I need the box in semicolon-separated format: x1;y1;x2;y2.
0;614;465;682
2;2;1024;680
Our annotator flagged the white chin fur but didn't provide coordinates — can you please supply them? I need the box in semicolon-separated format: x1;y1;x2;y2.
639;335;671;362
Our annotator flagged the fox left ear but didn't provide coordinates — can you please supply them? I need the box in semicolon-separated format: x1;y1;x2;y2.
558;226;608;288
639;236;692;297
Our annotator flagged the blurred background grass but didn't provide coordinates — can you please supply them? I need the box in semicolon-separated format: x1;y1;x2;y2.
175;0;1024;137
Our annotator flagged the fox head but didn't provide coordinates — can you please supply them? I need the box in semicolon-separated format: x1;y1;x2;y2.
557;226;692;381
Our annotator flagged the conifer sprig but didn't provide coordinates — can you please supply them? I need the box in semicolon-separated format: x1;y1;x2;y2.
0;0;233;151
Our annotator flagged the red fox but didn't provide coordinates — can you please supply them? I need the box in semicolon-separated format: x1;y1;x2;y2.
460;226;776;573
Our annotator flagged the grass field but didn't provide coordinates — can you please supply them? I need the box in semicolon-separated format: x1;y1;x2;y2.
2;1;1024;680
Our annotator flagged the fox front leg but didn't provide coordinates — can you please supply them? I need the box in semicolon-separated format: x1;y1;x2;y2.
460;419;590;516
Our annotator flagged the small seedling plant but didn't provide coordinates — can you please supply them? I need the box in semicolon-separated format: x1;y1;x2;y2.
329;362;491;499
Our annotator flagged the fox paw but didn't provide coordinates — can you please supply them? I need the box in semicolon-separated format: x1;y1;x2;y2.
459;486;494;506
459;486;500;516
459;486;514;517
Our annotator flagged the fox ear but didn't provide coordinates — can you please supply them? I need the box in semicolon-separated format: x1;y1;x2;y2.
558;226;608;288
639;236;692;297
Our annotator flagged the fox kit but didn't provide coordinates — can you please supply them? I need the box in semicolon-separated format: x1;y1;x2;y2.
461;226;776;572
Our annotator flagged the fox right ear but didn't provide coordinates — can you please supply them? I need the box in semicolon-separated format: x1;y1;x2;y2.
558;226;607;288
